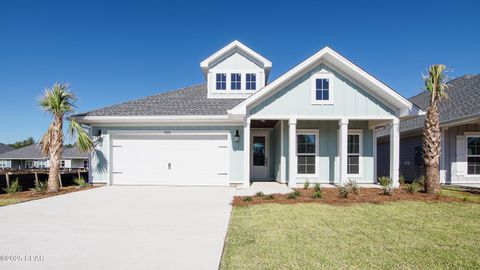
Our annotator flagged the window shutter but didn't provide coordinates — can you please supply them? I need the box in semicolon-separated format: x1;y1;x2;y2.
456;135;466;176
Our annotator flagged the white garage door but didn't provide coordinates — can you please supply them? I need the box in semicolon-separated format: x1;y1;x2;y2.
111;133;229;186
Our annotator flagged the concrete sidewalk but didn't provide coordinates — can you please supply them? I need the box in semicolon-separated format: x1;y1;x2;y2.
0;186;235;270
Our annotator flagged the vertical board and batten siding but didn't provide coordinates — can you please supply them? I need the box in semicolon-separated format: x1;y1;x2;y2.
90;126;244;184
248;64;396;117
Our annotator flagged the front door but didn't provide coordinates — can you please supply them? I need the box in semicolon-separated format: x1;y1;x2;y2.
251;131;269;179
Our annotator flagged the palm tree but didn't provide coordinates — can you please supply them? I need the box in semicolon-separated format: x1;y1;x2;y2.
39;82;94;192
422;65;447;194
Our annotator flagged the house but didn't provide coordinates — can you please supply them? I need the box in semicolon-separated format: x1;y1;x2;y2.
0;144;89;170
0;143;13;154
377;74;480;185
72;40;421;188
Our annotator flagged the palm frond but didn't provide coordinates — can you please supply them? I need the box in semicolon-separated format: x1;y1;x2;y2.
423;64;448;105
39;82;77;116
68;120;94;152
40;122;55;155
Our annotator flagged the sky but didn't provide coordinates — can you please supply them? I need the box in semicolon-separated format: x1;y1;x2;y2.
0;0;479;144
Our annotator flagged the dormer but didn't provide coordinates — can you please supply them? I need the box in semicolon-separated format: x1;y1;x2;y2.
201;40;272;99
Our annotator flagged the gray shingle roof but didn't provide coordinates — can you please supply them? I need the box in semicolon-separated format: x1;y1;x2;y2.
401;74;480;132
0;143;13;154
74;83;245;117
0;144;88;159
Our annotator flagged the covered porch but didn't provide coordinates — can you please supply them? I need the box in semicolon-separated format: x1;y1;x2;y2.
242;117;400;188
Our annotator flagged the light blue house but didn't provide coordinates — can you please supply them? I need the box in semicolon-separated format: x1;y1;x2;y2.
73;41;421;188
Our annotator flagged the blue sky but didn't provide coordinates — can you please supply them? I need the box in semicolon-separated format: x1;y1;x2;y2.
0;0;479;144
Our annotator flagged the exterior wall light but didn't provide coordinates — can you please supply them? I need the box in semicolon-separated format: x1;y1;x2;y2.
234;130;240;142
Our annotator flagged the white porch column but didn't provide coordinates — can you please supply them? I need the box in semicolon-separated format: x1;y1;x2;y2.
280;120;287;183
373;128;378;184
440;127;448;184
243;119;251;188
288;119;297;188
338;118;349;186
390;118;400;188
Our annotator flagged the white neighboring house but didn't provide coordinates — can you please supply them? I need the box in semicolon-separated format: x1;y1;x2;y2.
72;40;422;188
0;144;89;170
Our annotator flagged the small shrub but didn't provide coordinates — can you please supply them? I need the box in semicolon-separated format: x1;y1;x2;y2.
288;191;301;199
378;176;392;187
405;182;418;194
32;181;47;193
462;196;469;202
312;191;322;199
414;175;425;187
243;196;253;202
3;178;22;194
255;191;265;197
399;175;406;185
346;179;359;195
264;194;275;200
73;177;88;187
313;183;321;192
338;187;349;198
303;181;310;189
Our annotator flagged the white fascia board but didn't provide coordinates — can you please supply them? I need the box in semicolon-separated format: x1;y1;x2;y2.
229;47;423;118
200;40;272;76
75;115;243;125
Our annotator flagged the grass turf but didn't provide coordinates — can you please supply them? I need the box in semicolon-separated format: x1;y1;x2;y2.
221;201;480;270
0;198;22;206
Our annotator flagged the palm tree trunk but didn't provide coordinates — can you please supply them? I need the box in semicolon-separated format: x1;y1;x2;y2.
423;103;441;194
47;115;64;193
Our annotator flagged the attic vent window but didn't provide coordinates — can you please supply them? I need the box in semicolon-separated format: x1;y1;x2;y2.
216;73;226;90
246;73;256;90
231;73;241;90
311;73;334;104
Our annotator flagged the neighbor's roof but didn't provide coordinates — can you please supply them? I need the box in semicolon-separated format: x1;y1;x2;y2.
0;143;13;155
0;144;88;160
401;74;480;132
73;83;244;117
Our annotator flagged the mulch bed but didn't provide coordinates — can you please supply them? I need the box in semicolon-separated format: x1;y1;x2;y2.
0;185;97;204
233;187;468;206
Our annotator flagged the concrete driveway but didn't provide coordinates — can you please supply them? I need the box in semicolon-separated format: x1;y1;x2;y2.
0;186;235;270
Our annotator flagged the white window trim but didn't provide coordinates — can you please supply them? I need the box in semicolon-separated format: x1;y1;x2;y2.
311;72;334;105
347;129;363;178
83;160;89;169
466;134;480;176
246;73;257;91
230;73;242;90
60;160;66;168
215;73;227;90
296;129;319;177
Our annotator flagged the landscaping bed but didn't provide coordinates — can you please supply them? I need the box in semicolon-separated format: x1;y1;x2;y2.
0;185;97;207
233;187;473;206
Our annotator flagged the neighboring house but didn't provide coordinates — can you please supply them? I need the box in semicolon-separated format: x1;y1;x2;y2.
377;74;480;184
0;144;89;170
73;40;421;188
0;143;14;154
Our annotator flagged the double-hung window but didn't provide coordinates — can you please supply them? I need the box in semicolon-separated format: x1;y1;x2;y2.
347;132;361;175
26;160;34;169
467;136;480;175
231;73;241;90
83;160;89;169
246;73;256;90
216;73;226;90
60;160;66;168
297;132;317;175
0;160;8;169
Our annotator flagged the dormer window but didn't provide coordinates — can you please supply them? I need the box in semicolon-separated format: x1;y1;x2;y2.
216;73;226;90
231;73;241;90
311;73;333;104
246;73;256;90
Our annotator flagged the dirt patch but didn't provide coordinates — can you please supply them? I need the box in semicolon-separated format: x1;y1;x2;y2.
233;188;469;206
0;185;97;205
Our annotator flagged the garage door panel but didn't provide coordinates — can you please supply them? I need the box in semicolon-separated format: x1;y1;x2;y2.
111;134;229;186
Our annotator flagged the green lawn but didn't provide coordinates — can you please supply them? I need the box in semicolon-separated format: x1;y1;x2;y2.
222;202;480;270
441;186;480;203
0;198;22;206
